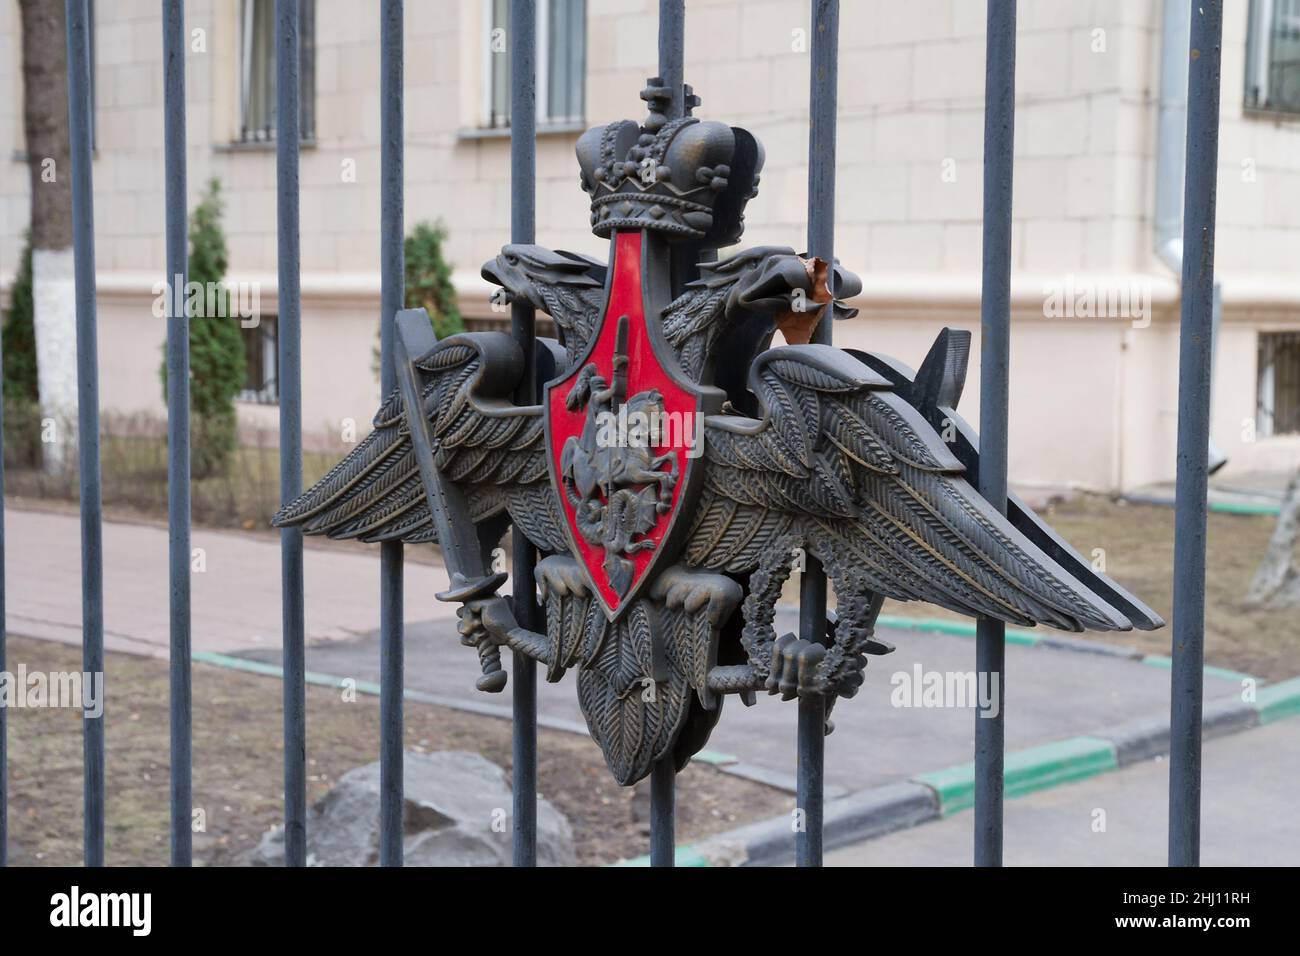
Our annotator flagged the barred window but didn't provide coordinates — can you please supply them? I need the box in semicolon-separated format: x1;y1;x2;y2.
485;0;586;129
240;315;279;405
1258;332;1300;437
1245;0;1300;115
238;0;316;143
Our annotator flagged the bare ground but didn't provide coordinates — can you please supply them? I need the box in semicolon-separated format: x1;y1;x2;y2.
3;635;790;867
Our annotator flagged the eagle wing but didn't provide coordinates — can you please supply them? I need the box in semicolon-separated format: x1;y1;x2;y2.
685;344;1134;633
272;331;567;553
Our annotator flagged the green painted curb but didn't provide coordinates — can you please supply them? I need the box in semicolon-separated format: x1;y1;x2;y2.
912;735;1118;815
611;845;710;867
1123;496;1281;517
692;750;739;766
1208;500;1281;517
193;651;379;694
875;614;1041;646
1138;654;1258;684
1255;677;1300;725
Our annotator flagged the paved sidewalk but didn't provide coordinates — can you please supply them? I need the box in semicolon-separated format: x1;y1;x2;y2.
238;616;1247;796
4;506;459;658
826;717;1300;866
5;505;1253;798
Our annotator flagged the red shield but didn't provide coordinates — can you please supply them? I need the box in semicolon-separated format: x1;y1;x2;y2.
545;231;704;620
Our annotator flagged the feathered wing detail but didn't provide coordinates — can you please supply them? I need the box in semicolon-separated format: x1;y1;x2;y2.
661;254;759;382
576;600;692;787
536;555;740;785
481;244;605;366
531;273;605;364
272;331;567;554
688;345;1135;638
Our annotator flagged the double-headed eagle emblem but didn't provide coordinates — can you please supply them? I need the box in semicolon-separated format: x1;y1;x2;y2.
275;80;1162;786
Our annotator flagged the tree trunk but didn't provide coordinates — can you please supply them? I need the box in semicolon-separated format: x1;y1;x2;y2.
1246;469;1300;608
19;0;77;471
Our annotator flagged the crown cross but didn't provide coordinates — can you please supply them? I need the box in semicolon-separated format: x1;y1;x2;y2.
576;80;764;245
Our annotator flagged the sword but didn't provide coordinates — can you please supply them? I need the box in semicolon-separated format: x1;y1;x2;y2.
394;308;510;693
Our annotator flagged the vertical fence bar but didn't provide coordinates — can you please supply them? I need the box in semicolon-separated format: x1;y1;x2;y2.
0;310;6;867
508;0;539;868
66;0;106;868
649;758;675;866
657;0;684;119
974;0;1016;868
275;0;307;867
162;0;192;867
1168;0;1222;868
647;0;686;867
795;0;838;869
378;0;405;868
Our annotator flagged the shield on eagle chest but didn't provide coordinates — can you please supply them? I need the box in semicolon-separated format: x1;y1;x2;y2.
545;230;706;620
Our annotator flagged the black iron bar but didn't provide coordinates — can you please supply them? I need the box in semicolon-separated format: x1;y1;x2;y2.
275;0;306;867
1168;0;1223;868
974;0;1016;868
66;0;105;868
649;757;675;866
377;0;405;874
647;0;686;868
796;0;839;869
0;263;6;868
378;0;406;869
657;0;684;117
509;0;539;868
162;0;192;867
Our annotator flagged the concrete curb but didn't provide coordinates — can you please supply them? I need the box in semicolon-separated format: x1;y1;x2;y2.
633;679;1300;867
873;614;1042;646
1119;492;1283;517
912;735;1117;815
1137;653;1258;684
1038;633;1143;659
1103;692;1260;766
617;782;940;868
1256;676;1300;724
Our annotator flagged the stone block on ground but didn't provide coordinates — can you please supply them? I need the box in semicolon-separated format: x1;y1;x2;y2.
246;750;575;866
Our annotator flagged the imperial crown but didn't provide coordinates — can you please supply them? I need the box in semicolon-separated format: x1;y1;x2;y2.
576;78;764;244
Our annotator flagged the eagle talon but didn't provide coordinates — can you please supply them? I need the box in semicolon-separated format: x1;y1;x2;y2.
765;633;828;701
458;597;517;648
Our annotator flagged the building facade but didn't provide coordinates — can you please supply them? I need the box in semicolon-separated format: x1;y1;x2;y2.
2;0;1299;489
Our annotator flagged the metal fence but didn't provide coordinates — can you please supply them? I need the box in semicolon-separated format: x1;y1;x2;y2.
0;0;1224;868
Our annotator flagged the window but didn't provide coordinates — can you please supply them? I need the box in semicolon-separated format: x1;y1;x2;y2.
240;316;279;405
1245;0;1300;115
484;0;586;130
238;0;316;143
1257;332;1300;437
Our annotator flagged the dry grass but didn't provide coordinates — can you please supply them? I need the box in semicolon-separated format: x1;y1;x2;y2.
4;412;340;531
3;636;790;867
